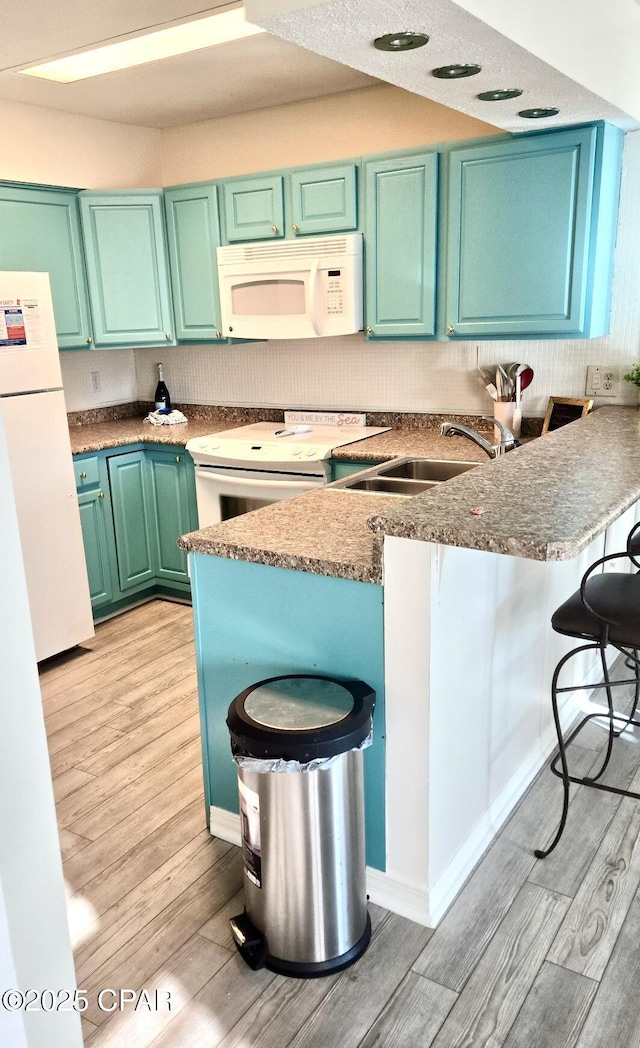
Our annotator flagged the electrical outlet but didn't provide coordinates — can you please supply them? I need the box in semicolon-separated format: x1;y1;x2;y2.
585;365;619;398
90;371;100;393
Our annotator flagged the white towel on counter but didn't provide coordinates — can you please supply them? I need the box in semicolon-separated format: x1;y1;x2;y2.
144;409;188;426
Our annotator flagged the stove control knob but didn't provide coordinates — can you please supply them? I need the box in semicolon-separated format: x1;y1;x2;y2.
292;446;302;455
198;440;208;449
306;447;316;457
209;440;221;451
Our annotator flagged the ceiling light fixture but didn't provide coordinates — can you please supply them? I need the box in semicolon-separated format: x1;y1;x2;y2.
518;107;559;119
373;32;429;52
18;5;265;83
432;64;481;79
477;89;523;102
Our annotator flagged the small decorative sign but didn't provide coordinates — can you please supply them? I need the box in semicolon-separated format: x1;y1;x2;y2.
542;397;593;435
284;410;367;427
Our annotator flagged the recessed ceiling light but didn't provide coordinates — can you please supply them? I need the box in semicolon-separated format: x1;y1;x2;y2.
518;107;559;119
477;89;523;102
19;5;265;83
432;64;481;79
374;32;429;52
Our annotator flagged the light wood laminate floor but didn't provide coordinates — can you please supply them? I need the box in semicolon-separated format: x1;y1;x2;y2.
39;599;640;1047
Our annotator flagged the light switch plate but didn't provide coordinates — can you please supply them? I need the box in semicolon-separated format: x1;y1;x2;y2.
585;365;619;398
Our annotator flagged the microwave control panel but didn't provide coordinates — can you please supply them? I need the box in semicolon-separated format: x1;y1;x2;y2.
324;268;345;316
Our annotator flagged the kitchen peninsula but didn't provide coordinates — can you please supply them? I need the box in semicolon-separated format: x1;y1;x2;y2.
181;407;640;926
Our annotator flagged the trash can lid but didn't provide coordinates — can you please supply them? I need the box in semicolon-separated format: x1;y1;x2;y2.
227;674;375;762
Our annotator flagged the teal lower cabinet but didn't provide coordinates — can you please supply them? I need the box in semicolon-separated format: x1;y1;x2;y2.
76;456;118;612
330;459;380;481
74;444;197;619
146;447;197;586
190;554;386;872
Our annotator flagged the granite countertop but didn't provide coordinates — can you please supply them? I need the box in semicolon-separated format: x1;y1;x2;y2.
181;406;640;579
368;406;640;561
68;412;240;455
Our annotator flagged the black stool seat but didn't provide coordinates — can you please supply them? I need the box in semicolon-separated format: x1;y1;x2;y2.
535;531;640;861
551;571;640;647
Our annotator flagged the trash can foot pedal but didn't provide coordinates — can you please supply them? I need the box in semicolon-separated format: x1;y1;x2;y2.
230;911;267;970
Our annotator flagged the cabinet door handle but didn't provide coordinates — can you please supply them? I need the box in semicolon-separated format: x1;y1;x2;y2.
365;326;373;335
216;330;222;339
447;325;454;334
176;455;182;463
86;336;92;344
292;223;298;232
98;491;105;499
165;332;172;340
271;225;278;234
79;471;87;479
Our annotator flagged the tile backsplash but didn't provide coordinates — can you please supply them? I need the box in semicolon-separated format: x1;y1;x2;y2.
62;132;640;418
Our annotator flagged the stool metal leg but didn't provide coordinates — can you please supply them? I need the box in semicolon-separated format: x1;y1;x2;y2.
583;645;616;784
534;646;578;860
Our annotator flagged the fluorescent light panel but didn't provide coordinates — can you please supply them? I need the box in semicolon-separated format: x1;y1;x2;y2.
19;6;265;83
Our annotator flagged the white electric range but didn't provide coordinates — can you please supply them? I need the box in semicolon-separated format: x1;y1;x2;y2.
186;418;389;525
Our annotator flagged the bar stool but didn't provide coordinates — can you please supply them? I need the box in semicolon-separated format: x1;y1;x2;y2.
535;521;640;859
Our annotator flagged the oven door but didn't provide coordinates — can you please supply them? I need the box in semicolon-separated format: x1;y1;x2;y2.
194;465;326;526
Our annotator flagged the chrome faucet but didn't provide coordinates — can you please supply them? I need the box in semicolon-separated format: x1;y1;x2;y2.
440;416;517;460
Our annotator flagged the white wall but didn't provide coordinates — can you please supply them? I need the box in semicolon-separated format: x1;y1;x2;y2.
0;100;162;188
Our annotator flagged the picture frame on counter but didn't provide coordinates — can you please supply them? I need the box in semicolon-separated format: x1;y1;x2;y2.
542;396;594;435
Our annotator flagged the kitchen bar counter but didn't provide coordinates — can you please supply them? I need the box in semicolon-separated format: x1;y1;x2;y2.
68;413;237;454
181;406;640;574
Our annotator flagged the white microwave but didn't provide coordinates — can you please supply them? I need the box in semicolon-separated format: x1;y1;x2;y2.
216;233;363;340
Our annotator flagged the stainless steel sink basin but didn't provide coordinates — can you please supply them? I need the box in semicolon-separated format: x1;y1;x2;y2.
328;456;482;497
382;459;480;482
341;477;439;495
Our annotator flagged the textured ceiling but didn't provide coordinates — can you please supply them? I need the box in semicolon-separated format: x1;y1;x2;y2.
246;0;640;133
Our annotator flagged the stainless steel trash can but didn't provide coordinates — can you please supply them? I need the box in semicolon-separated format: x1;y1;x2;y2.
227;673;375;978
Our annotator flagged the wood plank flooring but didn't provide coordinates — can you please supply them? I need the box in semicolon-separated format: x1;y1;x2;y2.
39;599;640;1047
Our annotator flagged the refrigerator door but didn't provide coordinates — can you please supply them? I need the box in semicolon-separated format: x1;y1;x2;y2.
0;272;62;395
1;390;94;660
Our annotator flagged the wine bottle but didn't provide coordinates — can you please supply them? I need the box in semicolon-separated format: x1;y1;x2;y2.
154;362;171;413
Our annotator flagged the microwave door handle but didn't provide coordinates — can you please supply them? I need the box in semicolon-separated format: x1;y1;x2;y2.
307;260;321;335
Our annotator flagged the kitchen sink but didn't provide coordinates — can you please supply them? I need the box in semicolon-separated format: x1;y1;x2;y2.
382;459;480;482
329;457;481;497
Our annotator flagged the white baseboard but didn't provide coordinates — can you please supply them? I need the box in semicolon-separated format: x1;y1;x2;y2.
210;806;241;847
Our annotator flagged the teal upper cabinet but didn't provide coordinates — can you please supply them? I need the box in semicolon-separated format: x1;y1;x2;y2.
364;152;438;338
288;164;357;236
0;185;92;350
222;163;358;242
79;191;175;347
445;123;624;339
223;175;285;242
164;184;224;341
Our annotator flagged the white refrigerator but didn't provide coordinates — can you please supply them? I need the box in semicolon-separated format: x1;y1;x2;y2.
0;271;94;661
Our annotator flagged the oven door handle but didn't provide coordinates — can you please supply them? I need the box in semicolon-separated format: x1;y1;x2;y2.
195;468;326;490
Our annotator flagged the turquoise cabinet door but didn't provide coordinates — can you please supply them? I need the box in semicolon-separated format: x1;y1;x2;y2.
331;459;378;481
223;175;285;241
445;124;623;338
107;450;158;591
74;454;118;611
164;184;224;341
288;164;357;235
146;447;198;585
364;152;438;338
0;185;93;350
77;489;116;609
79;191;175;347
